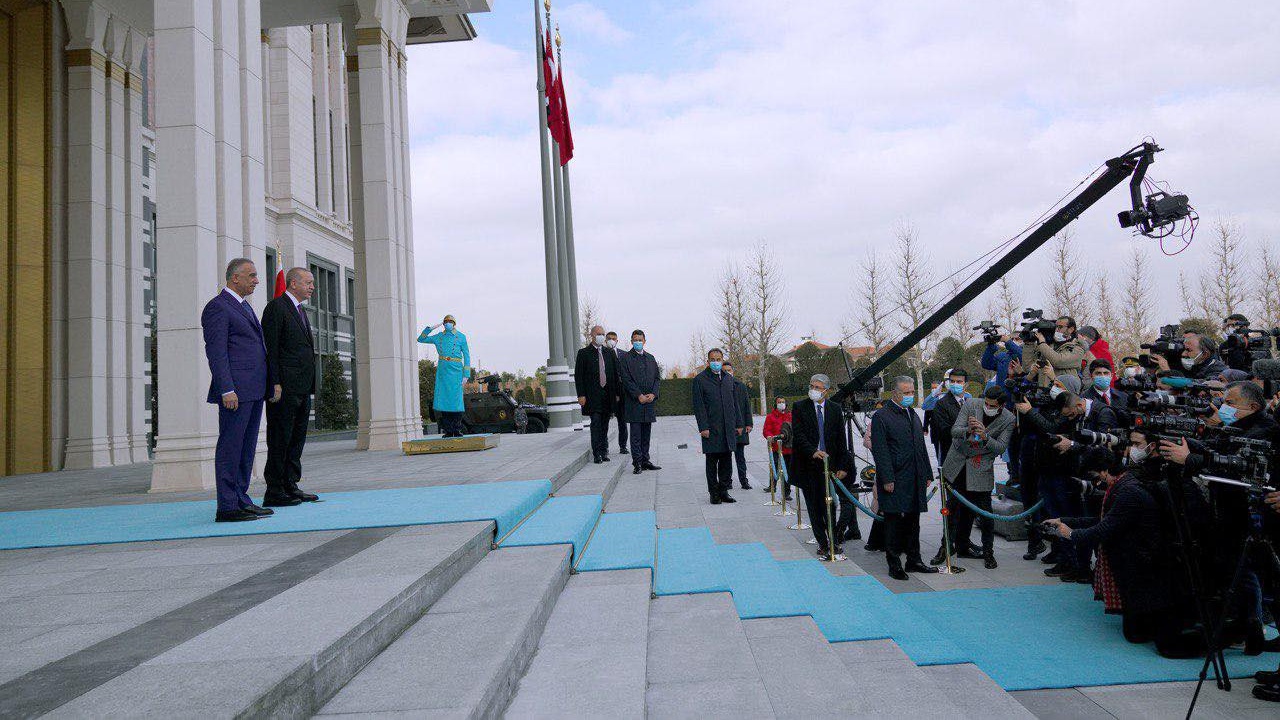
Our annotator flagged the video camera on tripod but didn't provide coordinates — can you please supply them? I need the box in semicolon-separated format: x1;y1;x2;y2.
1017;309;1057;345
1221;322;1280;369
1140;324;1185;364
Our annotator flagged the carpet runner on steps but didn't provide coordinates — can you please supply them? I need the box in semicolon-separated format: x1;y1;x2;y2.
577;511;657;571
498;495;602;559
653;527;728;595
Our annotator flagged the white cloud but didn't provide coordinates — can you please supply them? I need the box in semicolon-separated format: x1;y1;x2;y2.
558;3;632;45
407;0;1280;375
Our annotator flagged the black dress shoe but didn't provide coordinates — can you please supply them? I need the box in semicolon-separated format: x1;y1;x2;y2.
719;493;737;503
593;457;603;464
215;509;260;522
984;553;998;570
263;492;302;508
930;548;948;566
906;560;939;574
242;503;274;516
619;447;629;455
1252;683;1280;703
290;488;320;502
740;481;752;490
845;529;862;542
1023;541;1046;560
642;462;662;471
710;495;722;505
865;542;885;553
633;466;643;475
1256;669;1280;685
957;548;984;560
887;564;910;581
1044;563;1072;577
601;455;611;462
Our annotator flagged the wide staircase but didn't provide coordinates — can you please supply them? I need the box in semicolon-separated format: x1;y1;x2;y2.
41;456;1030;719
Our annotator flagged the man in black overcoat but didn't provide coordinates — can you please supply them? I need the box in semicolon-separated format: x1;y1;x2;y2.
724;361;753;489
605;331;629;456
871;375;938;580
575;324;619;463
692;349;742;504
790;374;852;556
260;267;321;507
619;329;662;474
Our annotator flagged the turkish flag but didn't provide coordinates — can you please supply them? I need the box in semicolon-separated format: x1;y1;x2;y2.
273;268;286;299
543;31;564;146
554;64;574;165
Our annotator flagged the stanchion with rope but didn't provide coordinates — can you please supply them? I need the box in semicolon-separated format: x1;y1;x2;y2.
764;441;781;507
790;484;811;532
820;457;847;562
773;445;795;517
935;474;965;575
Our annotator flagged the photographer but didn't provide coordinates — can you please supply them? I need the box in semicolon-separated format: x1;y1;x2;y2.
1030;315;1087;379
1015;383;1120;583
1167;332;1227;381
981;333;1022;388
1221;314;1257;372
1079;326;1113;377
1042;447;1201;659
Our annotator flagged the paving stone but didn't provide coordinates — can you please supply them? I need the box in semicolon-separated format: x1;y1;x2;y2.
1010;688;1114;720
646;677;776;719
647;595;758;686
921;663;1035;719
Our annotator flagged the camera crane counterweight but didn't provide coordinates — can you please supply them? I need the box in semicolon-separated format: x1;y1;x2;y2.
832;141;1191;407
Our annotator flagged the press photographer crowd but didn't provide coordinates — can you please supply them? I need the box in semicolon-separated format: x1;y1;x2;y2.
919;310;1280;702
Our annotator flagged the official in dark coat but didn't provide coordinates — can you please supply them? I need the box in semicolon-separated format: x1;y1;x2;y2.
790;374;852;556
871;376;938;580
575;325;619;464
926;368;969;464
203;259;274;523
618;329;661;474
724;361;753;489
260;267;321;507
606;331;628;455
692;349;742;504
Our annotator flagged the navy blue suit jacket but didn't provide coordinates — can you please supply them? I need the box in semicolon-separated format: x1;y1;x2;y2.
202;291;271;404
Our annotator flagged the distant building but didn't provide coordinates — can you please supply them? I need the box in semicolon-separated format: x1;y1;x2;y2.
777;340;883;373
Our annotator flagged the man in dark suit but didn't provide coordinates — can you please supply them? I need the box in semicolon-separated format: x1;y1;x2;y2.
203;258;274;523
927;368;969;464
790;374;852;557
618;329;661;474
871;376;939;580
261;267;321;507
692;349;741;504
724;361;753;489
576;324;619;464
1082;358;1129;425
605;331;628;456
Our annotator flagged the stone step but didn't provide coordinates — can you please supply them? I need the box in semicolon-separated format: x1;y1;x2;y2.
742;615;882;718
920;663;1035;719
505;569;651;719
830;639;970;719
44;521;494;719
553;456;627;507
317;544;571;719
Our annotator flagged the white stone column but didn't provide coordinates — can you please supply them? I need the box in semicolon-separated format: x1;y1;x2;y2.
150;0;264;492
347;0;420;450
123;28;150;463
267;27;317;209
311;25;334;215
329;24;351;224
396;48;421;437
61;0;112;469
104;18;131;461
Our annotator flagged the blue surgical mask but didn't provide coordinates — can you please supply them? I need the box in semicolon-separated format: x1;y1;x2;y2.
901;395;916;408
1092;376;1111;391
444;322;455;331
709;361;722;372
1218;404;1238;425
948;383;964;395
632;341;644;352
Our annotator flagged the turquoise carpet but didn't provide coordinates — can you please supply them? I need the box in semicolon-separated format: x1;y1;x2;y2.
902;584;1280;690
0;480;552;550
577;511;657;572
499;495;602;559
715;543;809;619
654;527;728;595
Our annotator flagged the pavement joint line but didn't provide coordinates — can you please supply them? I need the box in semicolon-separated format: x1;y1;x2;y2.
0;526;400;718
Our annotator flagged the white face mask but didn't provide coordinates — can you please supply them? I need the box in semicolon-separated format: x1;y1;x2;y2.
1181;357;1196;370
1122;367;1138;378
1128;446;1149;464
776;402;786;411
983;405;999;417
1049;386;1064;399
1053;331;1068;343
593;334;605;346
808;389;824;402
605;339;617;349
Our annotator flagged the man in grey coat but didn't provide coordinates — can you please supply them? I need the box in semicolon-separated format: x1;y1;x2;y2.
933;386;1016;569
693;349;742;504
619;329;662;474
871;376;938;581
724;360;754;489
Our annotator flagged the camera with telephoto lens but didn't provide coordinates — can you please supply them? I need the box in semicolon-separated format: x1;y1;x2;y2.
1117;373;1155;395
1221;324;1280;369
1134;389;1216;416
1018;308;1057;344
1199;429;1275;490
975;320;1003;345
1073;428;1121;448
1007;377;1054;407
1140;324;1185;363
1132;411;1209;441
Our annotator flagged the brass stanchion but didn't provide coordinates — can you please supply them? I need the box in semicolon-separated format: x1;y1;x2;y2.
936;476;966;575
774;451;794;517
789;480;810;531
764;442;781;506
820;457;847;562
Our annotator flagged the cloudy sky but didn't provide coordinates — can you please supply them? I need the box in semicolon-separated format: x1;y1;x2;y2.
405;0;1280;375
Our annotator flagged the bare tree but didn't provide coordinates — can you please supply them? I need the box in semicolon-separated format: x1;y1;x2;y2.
945;276;977;346
1117;246;1154;360
1044;228;1091;323
1200;218;1250;320
846;249;894;360
1093;268;1119;358
686;328;709;375
892;221;935;391
579;295;604;346
747;241;789;415
1255;240;1280;330
1177;271;1196;319
714;262;751;366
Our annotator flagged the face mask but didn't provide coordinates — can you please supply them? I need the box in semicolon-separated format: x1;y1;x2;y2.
1049;386;1064;399
1181;357;1196;370
444;322;455;331
948;383;964;395
593;334;605;346
1122;367;1138;378
709;361;722;372
1053;331;1067;343
901;395;916;408
632;341;644;352
776;402;786;411
1129;447;1149;464
1092;376;1111;391
983;405;999;417
808;389;824;402
1218;404;1238;425
606;339;617;349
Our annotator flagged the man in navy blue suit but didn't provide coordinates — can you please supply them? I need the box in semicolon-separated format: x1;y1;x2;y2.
203;258;275;522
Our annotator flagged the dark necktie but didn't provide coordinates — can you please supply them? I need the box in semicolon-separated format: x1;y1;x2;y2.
240;300;257;326
597;348;606;388
299;303;311;333
816;404;826;452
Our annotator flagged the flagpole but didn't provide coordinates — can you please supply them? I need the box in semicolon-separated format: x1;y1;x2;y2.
534;0;573;431
556;29;582;394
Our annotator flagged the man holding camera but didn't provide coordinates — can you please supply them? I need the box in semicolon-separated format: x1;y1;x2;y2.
1031;315;1088;379
1160;332;1227;381
933;386;1015;569
981;332;1022;388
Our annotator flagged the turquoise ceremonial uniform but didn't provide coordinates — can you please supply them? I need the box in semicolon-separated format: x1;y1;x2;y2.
418;326;470;413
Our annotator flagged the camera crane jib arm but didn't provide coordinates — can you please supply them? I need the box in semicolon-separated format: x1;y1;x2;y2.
832;142;1165;406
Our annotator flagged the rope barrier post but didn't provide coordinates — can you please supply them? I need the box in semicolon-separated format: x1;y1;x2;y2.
821;457;847;562
789;484;810;531
775;449;794;517
937;476;965;575
764;442;781;507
